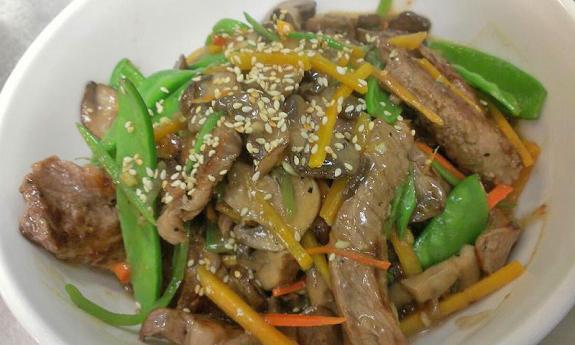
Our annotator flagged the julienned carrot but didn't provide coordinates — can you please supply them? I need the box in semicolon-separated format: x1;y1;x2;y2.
415;142;466;180
263;313;346;327
487;184;514;209
400;261;524;336
197;266;296;345
272;279;306;297
306;246;391;270
110;262;131;285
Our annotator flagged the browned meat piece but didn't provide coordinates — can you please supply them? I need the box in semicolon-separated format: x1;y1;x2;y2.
244;250;299;290
80;82;117;138
381;46;522;184
19;156;123;267
410;147;450;222
475;224;521;274
329;120;412;345
306;267;335;309
156;133;182;160
387;11;431;33
305;14;356;39
268;0;316;31
157;126;241;244
357;14;385;31
225;265;267;311
297;306;343;345
140;308;259;345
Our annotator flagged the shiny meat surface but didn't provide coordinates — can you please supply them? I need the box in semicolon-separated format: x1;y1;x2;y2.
475;224;521;274
80;82;117;138
329;120;412;345
297;306;343;345
19;156;123;267
140;308;259;345
387;11;431;33
381;46;522;184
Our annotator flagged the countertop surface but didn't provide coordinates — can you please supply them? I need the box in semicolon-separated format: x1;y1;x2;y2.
0;0;574;344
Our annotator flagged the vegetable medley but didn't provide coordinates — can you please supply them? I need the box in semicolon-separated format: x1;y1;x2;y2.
17;1;546;344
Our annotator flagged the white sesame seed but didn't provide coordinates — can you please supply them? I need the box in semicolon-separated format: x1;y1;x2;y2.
334;168;342;177
251;171;261;182
344;163;353;171
160;86;169;94
336;66;347;75
335;240;350;249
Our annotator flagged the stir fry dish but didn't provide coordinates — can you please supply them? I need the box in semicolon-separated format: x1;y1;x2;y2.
17;1;546;344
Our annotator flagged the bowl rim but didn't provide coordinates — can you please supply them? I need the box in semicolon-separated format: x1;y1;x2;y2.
1;0;575;344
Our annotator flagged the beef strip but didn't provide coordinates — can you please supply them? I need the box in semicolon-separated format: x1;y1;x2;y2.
19;156;123;267
475;223;521;274
329;120;412;345
140;308;259;345
387;11;431;33
297;306;343;345
381;46;522;184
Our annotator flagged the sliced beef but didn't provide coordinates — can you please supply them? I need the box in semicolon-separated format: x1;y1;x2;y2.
19;156;123;267
475;224;521;274
381;46;522;184
140;308;259;345
80;82;117;138
297;306;343;345
157;126;242;244
329;120;412;345
305;14;356;39
387;11;431;33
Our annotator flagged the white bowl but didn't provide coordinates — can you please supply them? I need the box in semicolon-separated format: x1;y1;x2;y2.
1;0;574;344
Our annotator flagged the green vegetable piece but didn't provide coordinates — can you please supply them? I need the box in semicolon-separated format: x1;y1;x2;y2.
212;18;249;35
138;69;197;110
366;77;401;124
287;31;345;50
452;64;521;116
428;39;547;119
188;53;227;70
110;58;145;89
384;179;407;235
377;0;393;17
431;160;462;186
114;79;161;310
244;12;279;41
206;222;232;253
414;174;488;269
396;167;416;238
185;111;225;173
76;124;155;225
65;228;190;326
273;167;296;219
364;49;384;69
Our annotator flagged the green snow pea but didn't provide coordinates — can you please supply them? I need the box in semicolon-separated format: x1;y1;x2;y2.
396;167;416;239
431;160;462;186
287;31;345;50
110;58;145;89
205;221;232;254
244;12;279;41
212;18;249;35
428;39;547;119
114;79;162;310
414;174;488;269
138;69;197;110
188;53;227;70
272;167;295;219
366;77;401;124
65;228;190;326
377;0;393;17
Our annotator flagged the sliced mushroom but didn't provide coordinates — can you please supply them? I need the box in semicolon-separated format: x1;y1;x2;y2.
245;250;300;290
180;69;239;117
233;224;284;251
454;245;481;289
268;0;317;30
80;82;117;138
401;258;459;304
387;11;431;33
224;163;320;248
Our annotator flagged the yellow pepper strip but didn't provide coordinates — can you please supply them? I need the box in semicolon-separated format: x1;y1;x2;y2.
319;112;371;224
221;255;238;267
507;140;540;204
197;266;296;345
186;47;207;65
375;69;444;126
308;84;353;168
153;116;187;142
489;103;534;167
310;56;373;94
254;191;313;270
215;202;242;222
302;231;332;288
229;52;311;71
350;46;366;59
388;32;428;50
276;20;294;37
417;58;484;114
207;44;223;54
319;178;349;226
390;230;422;277
400;261;525;336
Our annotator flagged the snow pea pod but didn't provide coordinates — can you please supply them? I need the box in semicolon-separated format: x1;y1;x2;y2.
188;53;227;70
205;222;232;254
212;18;249;35
114;79;162;310
428;39;547;119
288;31;345;50
138;69;197;110
414;174;488;269
244;12;279;41
366;77;401;124
396;166;416;239
110;58;145;89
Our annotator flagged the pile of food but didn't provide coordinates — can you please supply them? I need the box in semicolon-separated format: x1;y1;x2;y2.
17;1;546;344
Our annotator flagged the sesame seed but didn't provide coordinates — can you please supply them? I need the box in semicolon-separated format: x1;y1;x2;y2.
344;163;353;171
207;175;216;182
335;240;350;249
160;86;169;94
336;66;347;75
334;168;342;177
251;171;261;181
328;253;336;261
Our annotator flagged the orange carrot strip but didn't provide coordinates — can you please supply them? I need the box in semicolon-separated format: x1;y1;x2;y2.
263;313;346;327
271;279;306;297
110;262;131;285
306;246;391;270
415;142;466;180
487;184;514;209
